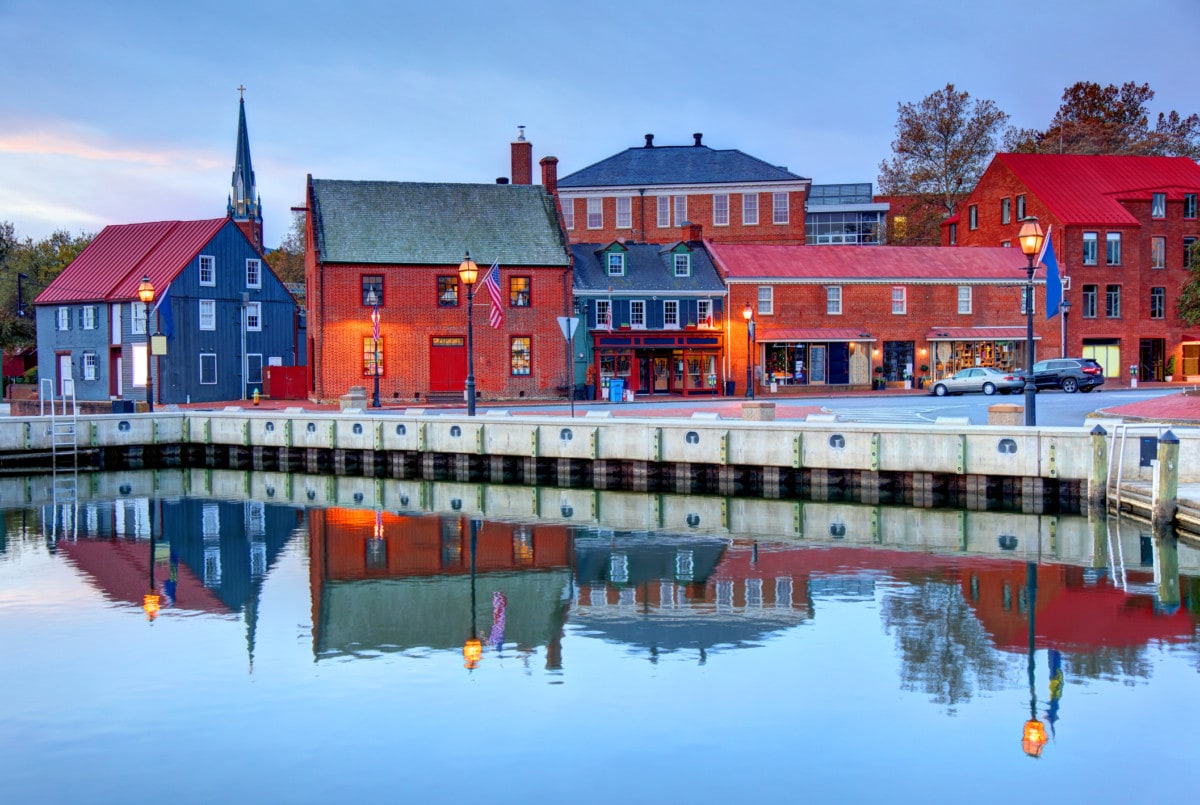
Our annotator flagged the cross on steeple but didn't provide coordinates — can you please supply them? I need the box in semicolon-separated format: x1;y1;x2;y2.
238;84;246;100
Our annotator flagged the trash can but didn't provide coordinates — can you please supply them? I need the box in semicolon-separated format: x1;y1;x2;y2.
725;380;736;396
112;400;135;414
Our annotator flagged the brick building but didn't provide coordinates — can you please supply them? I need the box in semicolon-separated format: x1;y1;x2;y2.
944;154;1200;381
557;133;810;246
303;168;572;404
707;244;1052;394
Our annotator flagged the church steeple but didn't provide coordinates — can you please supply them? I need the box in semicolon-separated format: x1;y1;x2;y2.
229;85;263;250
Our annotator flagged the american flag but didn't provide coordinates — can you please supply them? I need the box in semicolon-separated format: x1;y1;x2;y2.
483;261;504;329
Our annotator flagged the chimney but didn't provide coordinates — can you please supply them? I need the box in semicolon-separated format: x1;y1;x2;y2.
496;177;509;184
644;133;654;148
693;132;703;146
540;156;558;196
511;125;532;185
681;221;702;242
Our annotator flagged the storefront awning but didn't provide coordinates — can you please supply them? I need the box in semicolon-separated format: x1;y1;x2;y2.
757;328;875;343
926;327;1039;341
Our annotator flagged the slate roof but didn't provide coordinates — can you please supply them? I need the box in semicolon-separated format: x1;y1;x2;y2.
559;144;806;188
310;180;570;266
35;218;230;305
995;153;1200;227
571;242;726;294
708;243;1032;283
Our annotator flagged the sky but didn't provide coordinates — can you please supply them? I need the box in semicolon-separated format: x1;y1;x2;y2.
1;0;1197;250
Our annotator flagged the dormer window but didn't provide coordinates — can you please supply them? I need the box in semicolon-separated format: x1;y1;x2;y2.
607;252;625;276
674;253;691;277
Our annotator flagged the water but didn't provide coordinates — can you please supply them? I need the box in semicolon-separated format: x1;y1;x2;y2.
2;473;1198;803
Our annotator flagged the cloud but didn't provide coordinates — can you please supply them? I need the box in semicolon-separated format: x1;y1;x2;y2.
0;119;223;171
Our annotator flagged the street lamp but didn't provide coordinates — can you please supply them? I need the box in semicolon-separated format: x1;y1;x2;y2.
1021;561;1048;758
137;275;155;413
743;303;755;399
1060;299;1072;358
458;252;479;416
463;518;481;670
366;288;381;407
1017;218;1045;427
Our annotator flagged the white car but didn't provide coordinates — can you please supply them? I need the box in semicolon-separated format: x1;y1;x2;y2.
929;367;1026;397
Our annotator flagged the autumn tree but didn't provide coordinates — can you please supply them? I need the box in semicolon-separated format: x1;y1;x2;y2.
264;210;306;286
878;84;1009;245
1177;241;1200;326
0;222;94;352
1004;81;1200;158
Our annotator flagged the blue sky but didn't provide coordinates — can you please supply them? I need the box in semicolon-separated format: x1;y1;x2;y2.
2;0;1197;249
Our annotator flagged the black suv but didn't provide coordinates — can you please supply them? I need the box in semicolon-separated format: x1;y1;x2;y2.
1030;358;1106;393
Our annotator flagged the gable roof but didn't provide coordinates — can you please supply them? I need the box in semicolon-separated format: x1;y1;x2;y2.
708;243;1031;283
35;218;231;305
994;153;1200;227
559;144;807;188
571;242;726;294
310;179;569;266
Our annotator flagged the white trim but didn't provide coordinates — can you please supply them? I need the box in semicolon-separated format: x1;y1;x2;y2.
557;179;810;198
198;254;216;286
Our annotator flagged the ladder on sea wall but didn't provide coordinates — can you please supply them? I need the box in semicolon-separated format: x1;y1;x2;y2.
1106;422;1172;517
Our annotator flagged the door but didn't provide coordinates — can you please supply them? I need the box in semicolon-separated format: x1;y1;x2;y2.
57;352;72;397
827;342;850;385
653;357;670;392
429;337;466;392
110;348;123;397
1139;338;1164;381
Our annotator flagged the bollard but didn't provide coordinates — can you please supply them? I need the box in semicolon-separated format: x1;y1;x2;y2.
1152;429;1180;533
1088;425;1108;515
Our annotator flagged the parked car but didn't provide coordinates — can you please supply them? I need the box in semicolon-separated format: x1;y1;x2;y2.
1030;358;1105;393
929;367;1026;397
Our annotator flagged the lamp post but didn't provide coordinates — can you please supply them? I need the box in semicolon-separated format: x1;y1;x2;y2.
458;252;479;416
366;288;381;407
743;303;755;399
463;518;482;670
1060;299;1072;358
1017;218;1045;427
1021;561;1048;758
137;276;155;413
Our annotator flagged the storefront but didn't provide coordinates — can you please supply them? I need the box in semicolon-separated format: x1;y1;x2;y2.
758;328;874;388
593;330;724;399
926;327;1036;380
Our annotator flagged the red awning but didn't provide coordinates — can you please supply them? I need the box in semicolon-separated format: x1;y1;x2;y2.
926;327;1039;341
757;328;875;342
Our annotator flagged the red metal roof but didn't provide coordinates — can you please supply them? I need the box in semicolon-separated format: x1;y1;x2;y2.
757;327;873;342
996;153;1200;227
707;242;1029;282
35;218;229;304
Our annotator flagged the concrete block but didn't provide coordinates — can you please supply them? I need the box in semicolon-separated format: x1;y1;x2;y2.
742;402;776;421
987;404;1023;426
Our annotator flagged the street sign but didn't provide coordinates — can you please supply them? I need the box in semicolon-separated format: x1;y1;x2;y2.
557;316;579;341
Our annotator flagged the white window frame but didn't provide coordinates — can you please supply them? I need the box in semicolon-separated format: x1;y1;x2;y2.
133;343;148;387
1106;232;1121;265
1152;236;1165;269
757;285;773;316
957;286;972;314
697;299;712;327
892;286;907;315
82;351;97;381
82;305;97;330
742;193;759;225
968;205;978;230
1152;193;1166;219
246;258;262;289
199;255;215;286
674;253;691;277
607;252;625;276
1151;286;1165;319
1016;195;1026;220
713;194;729;226
1082;232;1098;265
199;353;217;385
663;300;679;328
246;301;262;331
199;298;216;330
57;306;71;331
1105;284;1121;318
1001;197;1011;225
630;300;646;329
587;197;603;229
772;192;788;224
615;197;632;229
561;198;574;230
247;353;263;385
596;299;611;329
674;195;687;226
826;285;842;315
657;196;670;227
131;302;147;335
1185;193;1198;219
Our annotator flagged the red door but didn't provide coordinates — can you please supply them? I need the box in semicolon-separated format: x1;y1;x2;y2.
429;337;466;392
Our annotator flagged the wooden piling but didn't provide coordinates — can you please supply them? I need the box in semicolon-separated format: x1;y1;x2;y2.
1152;430;1180;533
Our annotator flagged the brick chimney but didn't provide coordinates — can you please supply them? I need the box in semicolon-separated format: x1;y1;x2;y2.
511;125;532;185
644;133;654;148
693;132;703;146
681;220;702;242
540;156;558;196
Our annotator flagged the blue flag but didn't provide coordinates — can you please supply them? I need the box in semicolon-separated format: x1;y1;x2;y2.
153;282;175;340
1041;228;1062;320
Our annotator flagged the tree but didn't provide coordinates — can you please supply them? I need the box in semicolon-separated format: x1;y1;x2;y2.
1177;241;1200;326
0;223;94;353
878;84;1010;245
264;210;306;286
1004;81;1200;158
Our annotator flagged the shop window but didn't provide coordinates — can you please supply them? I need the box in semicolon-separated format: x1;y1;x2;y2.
510;337;531;375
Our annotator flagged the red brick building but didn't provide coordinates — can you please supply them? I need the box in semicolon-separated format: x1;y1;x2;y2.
557;133;810;246
304;164;572;404
944;154;1200;381
707;243;1053;394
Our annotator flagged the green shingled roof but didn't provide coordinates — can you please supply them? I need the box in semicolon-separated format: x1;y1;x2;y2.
311;179;570;266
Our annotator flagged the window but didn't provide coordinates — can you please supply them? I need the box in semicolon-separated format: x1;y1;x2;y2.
968;205;978;230
362;275;383;306
199;353;217;384
561;198;574;229
199;255;215;286
247;354;262;387
1152;192;1166;219
1186;237;1198;268
1106;232;1121;265
1082;284;1098;318
948;222;957;245
758;285;774;315
1082;232;1098;265
1185;193;1198;219
826;285;842;315
437;276;458;306
1106;284;1121;318
663;300;679;328
713;194;729;226
509;277;530;307
133;343;148;387
616;197;631;229
1001;197;1011;225
891;286;907;314
1152;236;1165;269
587;197;602;229
607;252;625;276
82;351;97;381
742;194;758;225
82;305;96;330
246;258;261;288
674;195;687;226
595;299;611;329
697;299;712;326
630;300;646;328
1016;195;1026;220
674;253;691;277
893;215;908;240
363;337;383;376
199;299;216;330
246;301;261;331
657;196;670;227
510;337;531;375
772;192;788;224
1001;241;1011;248
1151;286;1165;319
57;307;71;331
957;286;972;314
131;303;146;334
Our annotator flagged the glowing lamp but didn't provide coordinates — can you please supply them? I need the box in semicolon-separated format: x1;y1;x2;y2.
143;592;162;621
1021;718;1048;757
1017;218;1044;257
458;253;479;287
137;276;155;305
463;637;483;669
742;303;752;321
